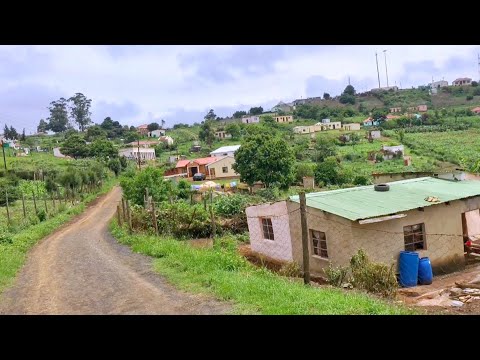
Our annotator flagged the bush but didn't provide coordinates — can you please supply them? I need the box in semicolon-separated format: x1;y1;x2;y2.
375;153;384;162
256;187;280;202
37;209;47;222
350;249;397;298
353;175;369;185
156;202;212;238
295;163;315;183
324;263;349;286
467;95;474;101
214;194;249;217
474;88;480;96
278;262;302;277
0;230;13;245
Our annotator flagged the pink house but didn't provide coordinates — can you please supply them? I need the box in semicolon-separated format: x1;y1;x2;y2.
417;105;428;112
137;124;149;136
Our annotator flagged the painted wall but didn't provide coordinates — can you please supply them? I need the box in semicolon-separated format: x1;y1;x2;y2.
246;201;294;262
465;209;480;236
242;116;260;124
342;123;361;131
206;156;238;179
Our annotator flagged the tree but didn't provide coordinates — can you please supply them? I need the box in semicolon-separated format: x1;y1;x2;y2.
100;117;114;130
339;94;355;105
472;81;478;87
3;124;9;139
161;119;165;129
108;158;122;177
262;115;275;124
343;85;356;96
204;109;217;121
349;132;360;148
60;134;89;159
21;128;26;141
396;128;405;143
6;126;18;140
315;156;344;186
225;123;241;139
233;132;295;189
68;93;92;131
323;93;331;100
37;119;48;133
47;98;69;133
233;110;247;118
372;108;388;121
198;120;215;147
85;125;107;142
147;122;160;131
313;136;337;162
90;139;117;159
249;106;263;115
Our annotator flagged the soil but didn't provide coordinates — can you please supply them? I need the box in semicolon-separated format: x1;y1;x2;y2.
0;186;230;315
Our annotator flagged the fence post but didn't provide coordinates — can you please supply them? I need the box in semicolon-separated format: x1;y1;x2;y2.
52;195;56;212
209;205;216;243
203;194;207;210
126;199;132;234
145;188;149;209
43;194;48;214
5;190;10;225
299;192;310;285
57;190;61;206
122;198;127;222
151;201;159;236
190;192;193;205
117;205;123;226
32;190;38;214
22;192;27;219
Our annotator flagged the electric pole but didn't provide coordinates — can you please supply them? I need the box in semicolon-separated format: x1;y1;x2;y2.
383;49;389;87
1;139;6;171
137;138;141;170
375;52;381;89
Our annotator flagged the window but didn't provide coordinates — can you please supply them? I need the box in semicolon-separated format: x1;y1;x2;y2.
222;166;228;173
261;218;274;240
311;230;328;258
403;223;426;251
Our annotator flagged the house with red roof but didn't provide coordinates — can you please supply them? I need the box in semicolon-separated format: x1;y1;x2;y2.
170;156;238;179
136;124;149;136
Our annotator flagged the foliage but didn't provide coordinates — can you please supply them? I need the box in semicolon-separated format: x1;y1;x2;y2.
353;175;369;185
36;209;47;222
147;122;160;131
294;163;315;183
278;262;302;277
315;156;351;186
60;134;89;159
249;106;263;115
466;95;474;101
90;139;117;159
69;93;92;132
233;132;295;189
37;119;48;133
204;109;217;121
225;123;241;139
474;88;480;96
108;158;122;177
339;94;355;105
199;120;215;147
350;249;398;298
323;92;330;100
256;187;280;201
214;194;249;217
46;98;70;133
176;179;191;200
233;110;247;118
0;178;20;206
3;124;18;140
85;125;107;142
120;167;174;206
324;263;350;287
156;202;212;238
313;136;337;162
472;81;478;87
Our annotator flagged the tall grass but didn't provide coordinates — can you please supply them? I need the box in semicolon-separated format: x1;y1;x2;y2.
110;223;415;315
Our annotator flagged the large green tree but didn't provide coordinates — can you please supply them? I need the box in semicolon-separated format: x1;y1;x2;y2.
249;106;263;115
69;93;92;131
313;136;337;162
204;109;217;121
233;132;295;189
199;120;215;147
232;110;247;118
90;139;117;159
147;122;160;131
85;125;107;142
60;134;89;159
225;122;241;139
37;119;48;133
47;98;69;133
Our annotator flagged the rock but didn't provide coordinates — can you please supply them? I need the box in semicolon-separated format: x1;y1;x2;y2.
451;300;464;307
449;287;463;296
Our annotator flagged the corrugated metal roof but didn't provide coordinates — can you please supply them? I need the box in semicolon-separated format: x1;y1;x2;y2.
289;177;480;221
210;145;241;155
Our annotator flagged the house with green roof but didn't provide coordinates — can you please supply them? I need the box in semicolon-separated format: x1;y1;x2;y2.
245;177;480;277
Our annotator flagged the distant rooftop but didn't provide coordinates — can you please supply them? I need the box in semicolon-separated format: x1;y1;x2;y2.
210;145;241;155
290;177;480;221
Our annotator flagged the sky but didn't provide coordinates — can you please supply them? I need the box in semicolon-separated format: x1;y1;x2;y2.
1;45;479;134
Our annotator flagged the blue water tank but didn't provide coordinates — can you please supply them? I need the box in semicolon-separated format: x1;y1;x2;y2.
399;251;419;287
418;257;433;285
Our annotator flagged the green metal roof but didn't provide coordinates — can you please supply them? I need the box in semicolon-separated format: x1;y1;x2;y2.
289;177;480;221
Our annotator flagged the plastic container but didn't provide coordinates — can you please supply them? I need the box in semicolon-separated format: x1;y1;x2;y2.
418;257;433;285
399;251;419;287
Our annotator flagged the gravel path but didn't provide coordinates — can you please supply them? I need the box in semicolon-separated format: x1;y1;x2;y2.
0;187;230;315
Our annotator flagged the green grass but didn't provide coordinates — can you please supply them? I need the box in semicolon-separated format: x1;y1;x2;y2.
110;224;415;315
2;151;72;172
192;178;240;186
0;178;117;294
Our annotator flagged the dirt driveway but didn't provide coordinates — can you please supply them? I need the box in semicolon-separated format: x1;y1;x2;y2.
0;187;230;315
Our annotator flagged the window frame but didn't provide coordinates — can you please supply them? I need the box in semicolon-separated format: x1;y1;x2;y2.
403;223;426;251
260;218;275;241
222;166;228;173
310;229;328;259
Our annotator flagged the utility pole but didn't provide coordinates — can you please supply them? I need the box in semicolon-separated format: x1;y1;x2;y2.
383;49;389;87
348;76;351;86
137;138;141;170
1;139;6;171
375;52;381;89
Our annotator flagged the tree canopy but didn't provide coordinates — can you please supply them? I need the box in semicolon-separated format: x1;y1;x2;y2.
147;122;160;131
46;98;69;133
233;110;247;118
249;106;263;115
199;120;215;147
69;93;92;131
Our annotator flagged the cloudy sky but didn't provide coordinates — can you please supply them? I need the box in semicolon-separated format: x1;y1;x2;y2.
1;45;479;134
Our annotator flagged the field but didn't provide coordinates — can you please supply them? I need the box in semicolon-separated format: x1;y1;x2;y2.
401;129;480;166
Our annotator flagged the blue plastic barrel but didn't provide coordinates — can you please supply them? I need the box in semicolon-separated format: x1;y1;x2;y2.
399;251;419;287
418;257;433;285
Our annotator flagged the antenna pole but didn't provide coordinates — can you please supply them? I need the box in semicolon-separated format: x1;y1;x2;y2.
375;52;381;88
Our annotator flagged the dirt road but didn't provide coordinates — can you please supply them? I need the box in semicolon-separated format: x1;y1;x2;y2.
0;187;230;315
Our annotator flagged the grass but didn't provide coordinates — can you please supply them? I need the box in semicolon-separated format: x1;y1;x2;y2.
0;177;117;294
110;223;415;315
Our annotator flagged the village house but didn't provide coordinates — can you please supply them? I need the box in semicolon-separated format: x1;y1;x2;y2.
158;136;174;146
381;144;404;160
429;80;449;94
371;169;471;185
246;177;480;276
136;124;149;136
390;107;402;113
341;123;361;131
316;119;341;130
407;105;428;112
147;129;166;138
119;147;156;161
210;145;241;158
242;115;260;124
214;130;232;140
172;156;238;179
205;156;238;179
366;130;381;139
452;78;472;86
271;101;293;113
274;115;294;123
293;126;313;134
386;115;401;121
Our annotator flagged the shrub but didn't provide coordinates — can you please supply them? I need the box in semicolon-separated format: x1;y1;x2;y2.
214;194;249;217
0;230;13;245
156;202;212;238
278;262;302;277
474;88;480;96
295;163;315;183
324;263;350;287
256;187;280;202
350;249;398;298
37;209;47;222
353;175;369;186
467;95;474;101
375;153;384;162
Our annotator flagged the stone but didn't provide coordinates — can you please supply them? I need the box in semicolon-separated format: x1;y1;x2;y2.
451;300;464;307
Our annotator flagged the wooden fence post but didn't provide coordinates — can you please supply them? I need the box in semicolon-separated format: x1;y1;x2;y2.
52;195;56;212
22;193;27;219
151;201;159;236
209;205;216;243
122;198;127;222
43;194;48;214
299;192;310;285
190;192;193;205
5;190;10;225
145;188;149;209
117;205;123;226
32;190;38;214
203;194;207;210
126;200;132;234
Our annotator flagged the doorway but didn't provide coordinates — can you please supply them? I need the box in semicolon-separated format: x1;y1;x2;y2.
189;166;198;177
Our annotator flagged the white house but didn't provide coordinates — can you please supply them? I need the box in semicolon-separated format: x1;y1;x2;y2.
210;145;241;158
148;129;166;138
242;115;260;124
214;130;232;140
119;147;156;161
159;136;174;146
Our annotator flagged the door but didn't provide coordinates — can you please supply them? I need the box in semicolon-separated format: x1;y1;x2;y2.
190;166;198;177
209;168;216;179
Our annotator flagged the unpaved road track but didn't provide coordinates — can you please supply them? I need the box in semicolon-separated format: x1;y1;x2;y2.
0;187;230;315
